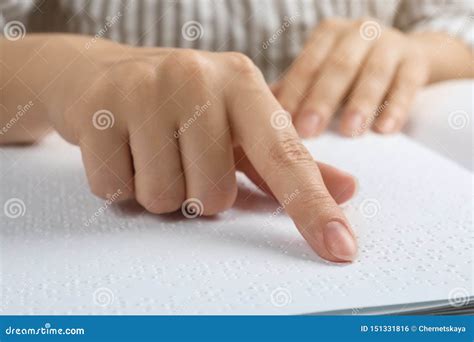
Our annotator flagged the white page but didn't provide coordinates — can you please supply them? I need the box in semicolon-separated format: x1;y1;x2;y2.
0;133;472;315
403;80;473;172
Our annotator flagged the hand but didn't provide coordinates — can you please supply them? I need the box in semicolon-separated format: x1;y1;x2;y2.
1;35;359;262
273;18;430;137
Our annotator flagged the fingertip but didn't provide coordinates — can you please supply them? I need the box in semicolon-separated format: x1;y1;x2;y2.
294;112;323;138
303;219;358;263
323;221;358;262
374;117;398;134
339;111;367;137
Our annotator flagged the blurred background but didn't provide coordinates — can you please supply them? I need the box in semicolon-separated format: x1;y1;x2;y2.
1;0;472;82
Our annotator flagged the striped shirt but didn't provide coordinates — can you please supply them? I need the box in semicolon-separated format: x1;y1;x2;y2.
1;0;473;81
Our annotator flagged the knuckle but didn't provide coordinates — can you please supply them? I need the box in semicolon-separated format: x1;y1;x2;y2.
88;60;158;101
119;60;158;86
89;181;124;201
140;197;182;214
89;185;109;200
364;61;389;79
117;188;134;201
131;60;158;80
297;185;333;209
112;60;159;97
201;186;238;215
85;164;129;201
330;55;359;73
112;59;156;76
136;188;183;214
173;49;214;80
268;133;314;169
224;52;258;75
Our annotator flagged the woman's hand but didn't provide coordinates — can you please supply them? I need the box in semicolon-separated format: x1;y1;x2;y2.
1;35;358;262
273;18;430;137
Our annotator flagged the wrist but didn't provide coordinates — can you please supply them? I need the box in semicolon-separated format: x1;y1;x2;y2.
1;34;112;143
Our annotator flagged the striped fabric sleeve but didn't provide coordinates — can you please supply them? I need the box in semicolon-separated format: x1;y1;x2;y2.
0;0;35;34
394;0;474;50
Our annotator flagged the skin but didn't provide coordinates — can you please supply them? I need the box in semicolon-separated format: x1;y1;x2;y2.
1;34;358;263
273;18;473;138
1;18;471;263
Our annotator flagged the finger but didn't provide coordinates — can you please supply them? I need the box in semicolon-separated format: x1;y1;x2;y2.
295;28;375;137
340;41;400;136
179;101;237;216
276;24;339;118
234;147;358;205
373;58;428;134
269;82;282;97
233;147;275;197
79;127;134;201
316;162;358;205
130;121;185;214
226;67;358;262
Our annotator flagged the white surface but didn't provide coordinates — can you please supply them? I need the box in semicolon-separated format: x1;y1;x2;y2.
404;80;473;171
1;131;472;314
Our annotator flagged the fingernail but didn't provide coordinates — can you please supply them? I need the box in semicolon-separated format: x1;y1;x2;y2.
324;221;357;261
296;113;321;138
348;113;366;134
379;117;397;133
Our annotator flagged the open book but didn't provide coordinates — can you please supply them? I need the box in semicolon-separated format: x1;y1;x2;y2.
0;81;472;315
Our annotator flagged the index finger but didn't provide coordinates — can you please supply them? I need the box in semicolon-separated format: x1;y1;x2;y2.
275;25;337;116
225;66;358;262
